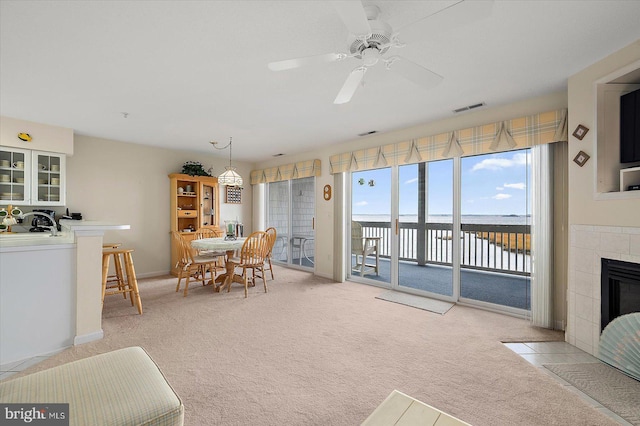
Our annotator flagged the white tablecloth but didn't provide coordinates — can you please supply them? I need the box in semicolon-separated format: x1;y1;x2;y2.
191;237;245;252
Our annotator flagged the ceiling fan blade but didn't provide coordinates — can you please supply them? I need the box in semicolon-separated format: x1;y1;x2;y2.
386;56;443;90
334;67;367;104
329;1;371;38
268;52;345;71
396;0;494;43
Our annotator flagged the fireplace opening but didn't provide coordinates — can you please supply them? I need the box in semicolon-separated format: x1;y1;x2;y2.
601;258;640;331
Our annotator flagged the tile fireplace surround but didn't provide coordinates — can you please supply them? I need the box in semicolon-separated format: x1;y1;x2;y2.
568;224;640;356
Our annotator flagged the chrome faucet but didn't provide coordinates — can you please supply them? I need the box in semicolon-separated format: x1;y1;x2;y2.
19;211;59;236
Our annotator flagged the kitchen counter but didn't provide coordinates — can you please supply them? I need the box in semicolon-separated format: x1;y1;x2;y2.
0;220;131;365
0;221;129;250
59;219;131;232
0;232;75;251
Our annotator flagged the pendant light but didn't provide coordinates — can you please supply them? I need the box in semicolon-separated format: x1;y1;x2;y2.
210;137;243;187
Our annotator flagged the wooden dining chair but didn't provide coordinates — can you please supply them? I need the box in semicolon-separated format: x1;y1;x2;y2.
193;228;225;272
172;231;219;297
228;231;270;298
194;228;221;239
264;227;277;280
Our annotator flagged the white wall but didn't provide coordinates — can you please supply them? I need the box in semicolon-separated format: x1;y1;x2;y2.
0;116;73;155
566;39;640;353
567;39;640;227
66;135;253;277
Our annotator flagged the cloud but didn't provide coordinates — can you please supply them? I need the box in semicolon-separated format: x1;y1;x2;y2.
503;182;526;190
405;178;418;184
496;186;504;191
354;201;368;206
492;193;512;200
471;152;528;171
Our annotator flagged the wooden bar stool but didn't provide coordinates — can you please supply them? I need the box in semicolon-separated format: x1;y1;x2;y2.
101;248;143;314
102;243;126;298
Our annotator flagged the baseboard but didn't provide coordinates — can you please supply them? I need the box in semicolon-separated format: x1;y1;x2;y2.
315;271;335;280
74;330;103;346
136;270;171;279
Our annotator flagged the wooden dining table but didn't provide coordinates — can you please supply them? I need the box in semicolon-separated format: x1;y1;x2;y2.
191;237;246;292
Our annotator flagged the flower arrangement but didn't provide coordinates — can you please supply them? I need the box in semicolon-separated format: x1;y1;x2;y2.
181;161;211;177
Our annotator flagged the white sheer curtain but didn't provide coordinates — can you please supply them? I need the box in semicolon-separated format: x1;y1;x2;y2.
531;144;553;328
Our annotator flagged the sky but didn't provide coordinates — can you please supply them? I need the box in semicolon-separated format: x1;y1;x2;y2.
352;149;531;217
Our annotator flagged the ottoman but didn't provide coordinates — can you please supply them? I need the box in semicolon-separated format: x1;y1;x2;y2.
0;347;183;426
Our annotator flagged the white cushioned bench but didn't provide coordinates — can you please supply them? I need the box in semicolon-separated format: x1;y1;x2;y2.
0;347;184;426
362;390;470;426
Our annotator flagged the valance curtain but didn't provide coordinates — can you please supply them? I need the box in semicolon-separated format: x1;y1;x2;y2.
250;159;321;185
329;109;568;174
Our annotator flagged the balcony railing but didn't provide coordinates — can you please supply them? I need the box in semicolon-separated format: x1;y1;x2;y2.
357;221;531;276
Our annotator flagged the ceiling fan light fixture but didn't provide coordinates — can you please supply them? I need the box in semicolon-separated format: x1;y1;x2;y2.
361;47;381;66
270;1;487;105
348;19;392;57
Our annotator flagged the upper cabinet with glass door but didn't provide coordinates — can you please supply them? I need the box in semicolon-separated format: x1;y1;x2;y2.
0;147;66;206
0;147;31;205
31;151;66;206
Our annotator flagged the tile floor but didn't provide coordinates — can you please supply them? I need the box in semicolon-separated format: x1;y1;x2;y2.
0;350;63;381
505;341;633;426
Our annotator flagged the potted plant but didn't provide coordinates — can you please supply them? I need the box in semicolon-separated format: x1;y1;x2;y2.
181;161;211;177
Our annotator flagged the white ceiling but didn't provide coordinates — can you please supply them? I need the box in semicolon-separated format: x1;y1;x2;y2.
1;1;640;163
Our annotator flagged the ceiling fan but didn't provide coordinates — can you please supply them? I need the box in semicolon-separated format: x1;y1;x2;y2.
268;1;493;104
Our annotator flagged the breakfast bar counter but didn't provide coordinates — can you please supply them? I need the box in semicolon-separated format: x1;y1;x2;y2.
0;220;130;365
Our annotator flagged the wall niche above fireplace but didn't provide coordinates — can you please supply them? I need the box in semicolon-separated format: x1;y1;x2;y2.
601;258;640;331
595;60;640;197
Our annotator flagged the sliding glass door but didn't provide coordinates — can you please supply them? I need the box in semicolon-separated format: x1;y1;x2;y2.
348;149;532;314
267;181;289;264
350;168;391;285
266;177;315;269
397;160;454;298
459;150;531;311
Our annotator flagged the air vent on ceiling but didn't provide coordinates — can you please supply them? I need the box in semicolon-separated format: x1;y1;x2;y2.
453;102;486;113
358;130;378;137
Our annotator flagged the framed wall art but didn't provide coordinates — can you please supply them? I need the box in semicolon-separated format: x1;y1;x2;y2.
225;186;242;204
572;124;589;140
573;150;590;167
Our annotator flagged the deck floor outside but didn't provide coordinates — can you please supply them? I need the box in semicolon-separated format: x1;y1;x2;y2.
286;255;531;311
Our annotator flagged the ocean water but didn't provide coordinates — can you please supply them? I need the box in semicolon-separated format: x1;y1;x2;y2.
353;214;530;225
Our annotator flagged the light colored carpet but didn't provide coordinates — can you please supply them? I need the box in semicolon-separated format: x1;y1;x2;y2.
376;290;454;314
545;362;640;425
7;267;621;426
